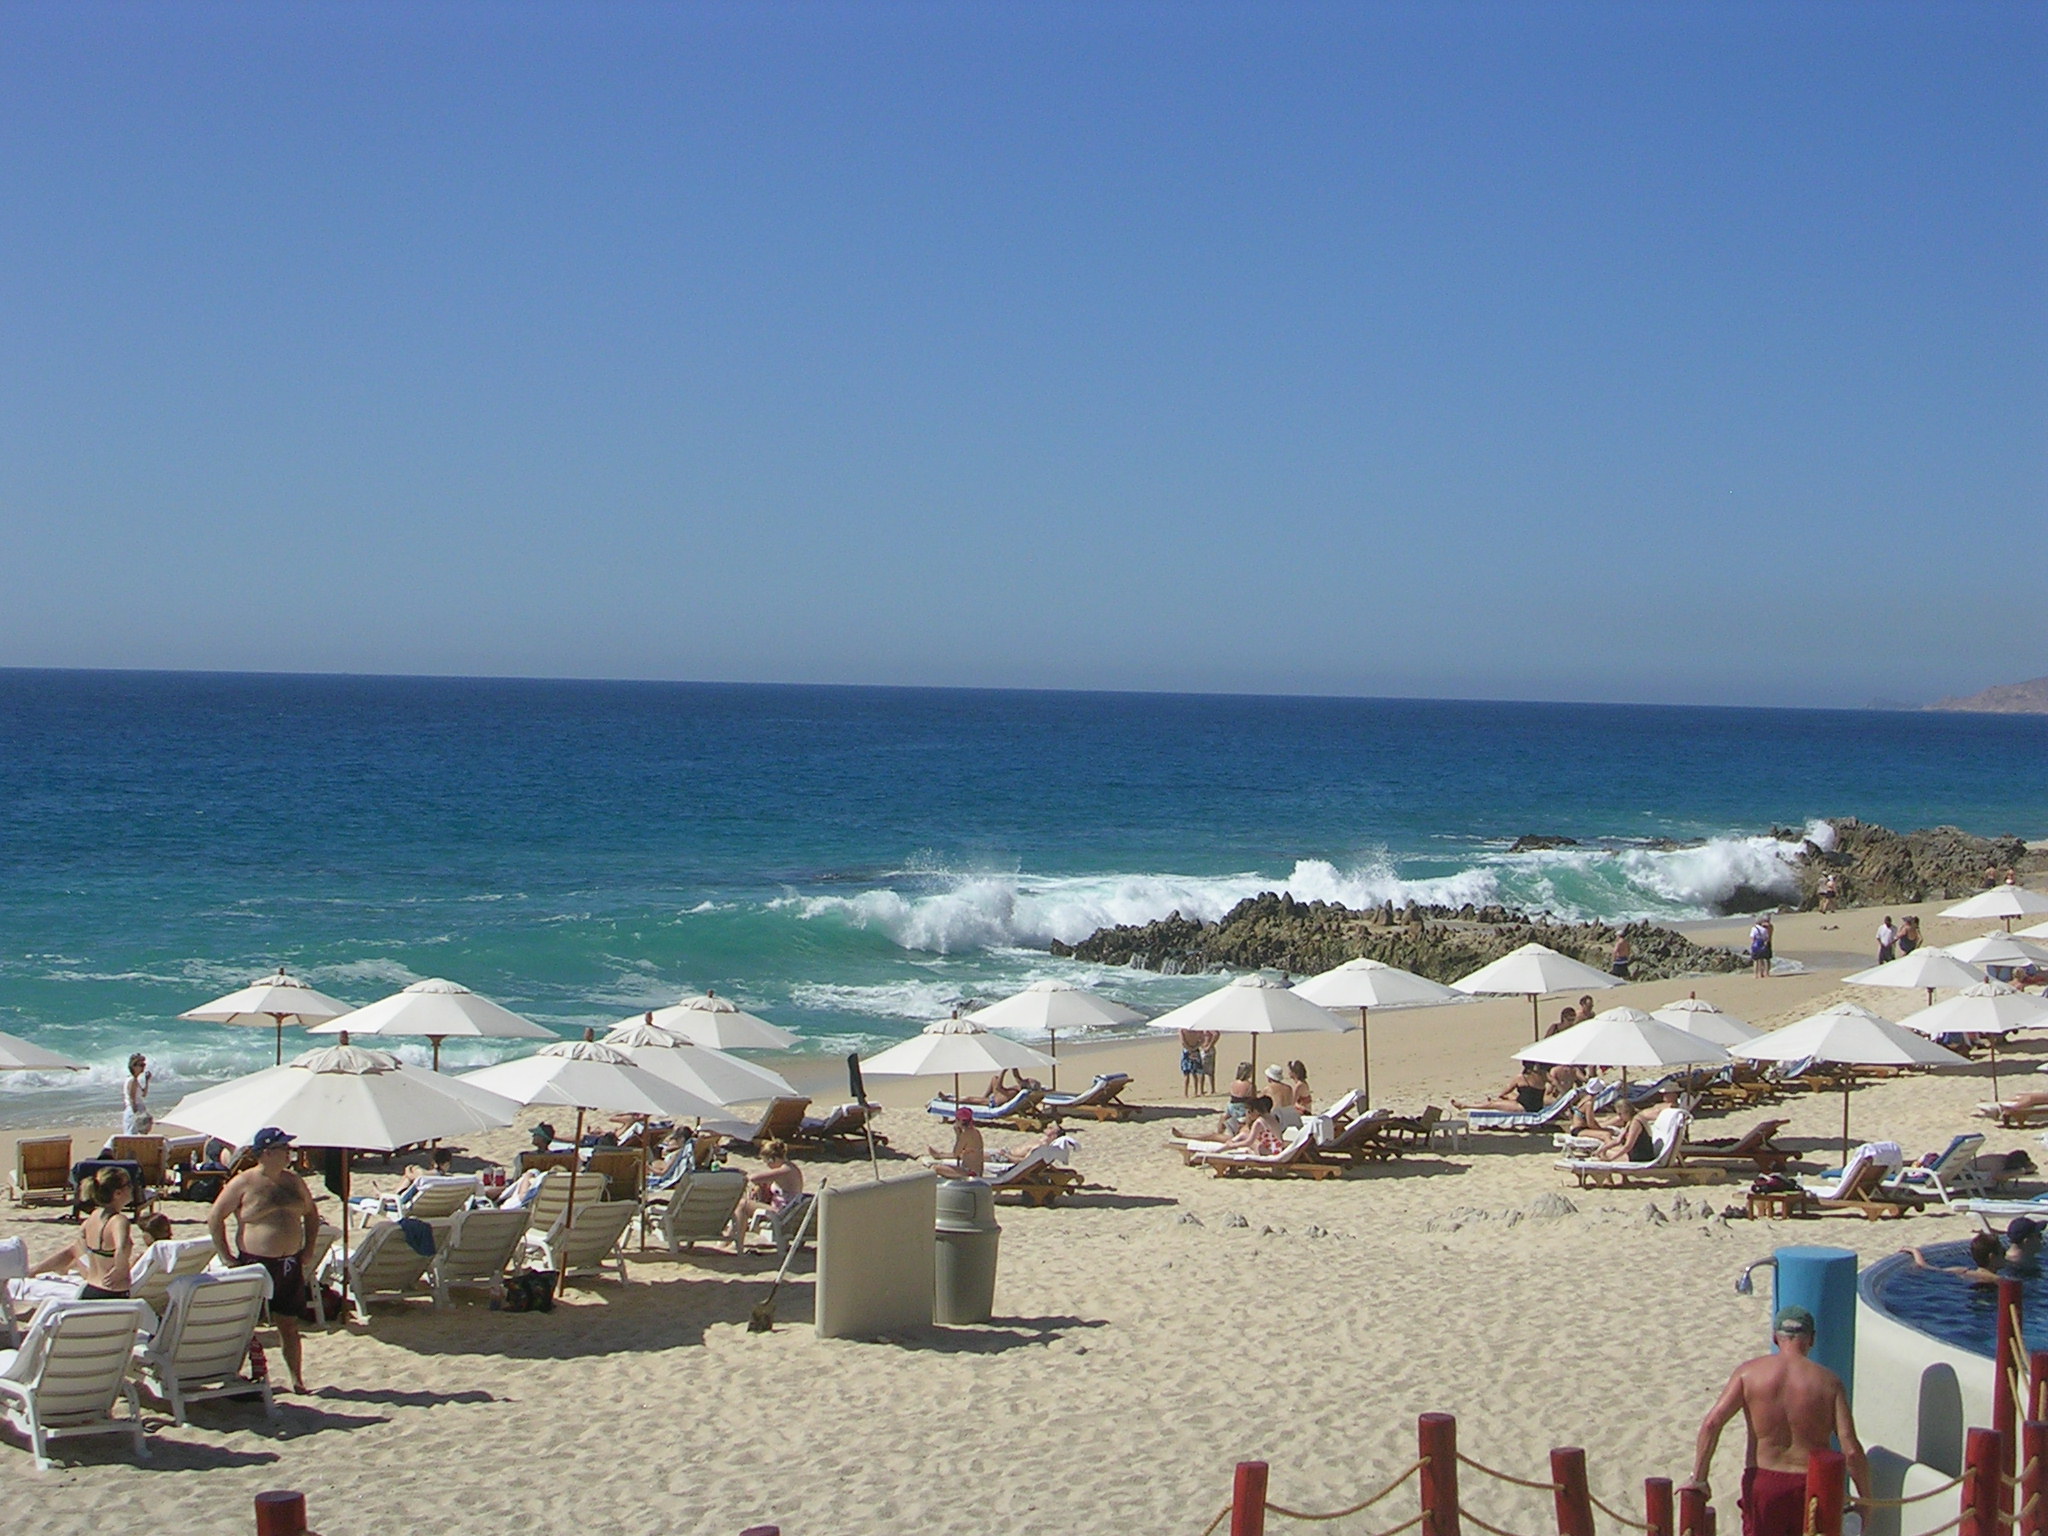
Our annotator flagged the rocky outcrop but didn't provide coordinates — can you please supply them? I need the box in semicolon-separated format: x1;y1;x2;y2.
1792;819;2036;908
1928;677;2048;715
1047;891;1744;982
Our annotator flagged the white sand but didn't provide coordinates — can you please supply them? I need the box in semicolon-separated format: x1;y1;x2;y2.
0;902;2031;1534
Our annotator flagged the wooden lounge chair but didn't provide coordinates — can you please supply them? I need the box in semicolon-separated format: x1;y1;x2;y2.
1788;1143;1913;1220
1193;1128;1342;1180
1317;1111;1406;1165
791;1102;891;1151
585;1149;647;1205
981;1147;1084;1207
1682;1119;1797;1174
0;1298;153;1469
654;1170;748;1254
925;1087;1050;1130
1038;1074;1137;1122
1978;1101;2048;1129
1556;1109;1719;1189
1373;1106;1444;1150
320;1221;437;1314
516;1149;579;1176
108;1137;168;1197
1465;1088;1582;1132
526;1200;638;1284
424;1208;530;1305
10;1137;71;1208
131;1267;275;1425
712;1096;814;1150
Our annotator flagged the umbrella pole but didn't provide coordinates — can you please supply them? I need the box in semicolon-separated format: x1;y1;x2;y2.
1360;1008;1372;1107
1992;1038;2001;1101
275;1015;284;1067
1531;994;1540;1042
1841;1081;1851;1166
1049;1028;1058;1094
564;1107;585;1234
340;1148;353;1323
431;1037;442;1072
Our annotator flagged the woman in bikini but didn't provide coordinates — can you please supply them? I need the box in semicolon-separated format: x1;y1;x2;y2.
1285;1061;1313;1116
1456;1062;1550;1114
33;1166;136;1298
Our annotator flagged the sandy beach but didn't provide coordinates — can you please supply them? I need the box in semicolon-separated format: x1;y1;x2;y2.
1;899;2036;1534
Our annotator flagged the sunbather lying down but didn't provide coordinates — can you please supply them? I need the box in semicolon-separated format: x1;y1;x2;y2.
1982;1091;2048;1117
1576;1091;1677;1162
1456;1064;1549;1115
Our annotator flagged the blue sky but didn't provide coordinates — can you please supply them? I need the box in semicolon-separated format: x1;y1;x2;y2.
1;2;2040;707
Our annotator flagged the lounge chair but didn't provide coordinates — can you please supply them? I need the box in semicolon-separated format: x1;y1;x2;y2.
1038;1074;1136;1122
515;1149;580;1177
654;1170;748;1254
0;1298;153;1470
1888;1134;1990;1206
791;1102;891;1150
925;1087;1050;1129
1316;1111;1406;1165
354;1174;482;1223
1798;1142;1912;1220
1374;1106;1445;1150
130;1266;275;1424
319;1220;437;1313
1959;1193;2048;1229
0;1239;27;1345
424;1207;529;1305
1465;1087;1582;1132
741;1193;817;1260
10;1136;71;1207
711;1097;814;1150
524;1199;637;1284
1193;1126;1343;1180
129;1238;219;1315
981;1147;1084;1206
518;1168;610;1236
1682;1119;1797;1174
585;1149;647;1205
1556;1108;1707;1188
1978;1101;2048;1129
108;1136;169;1197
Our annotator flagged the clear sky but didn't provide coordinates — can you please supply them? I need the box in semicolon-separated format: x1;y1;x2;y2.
2;3;2041;708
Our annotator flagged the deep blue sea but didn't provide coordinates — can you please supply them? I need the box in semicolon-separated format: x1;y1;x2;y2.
2;669;2044;1121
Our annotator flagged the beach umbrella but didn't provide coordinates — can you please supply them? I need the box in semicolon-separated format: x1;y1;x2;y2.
1649;996;1761;1049
1735;1002;1964;1161
627;991;799;1052
1291;958;1462;1105
459;1038;727;1229
309;977;555;1071
1844;947;1986;1008
1518;1007;1732;1072
1898;982;2048;1101
601;1017;798;1104
1943;934;2048;970
2018;921;2048;942
180;969;354;1066
1453;943;1623;1042
1940;886;2048;932
861;1015;1057;1105
162;1040;522;1310
1147;975;1347;1083
0;1030;87;1073
965;981;1144;1092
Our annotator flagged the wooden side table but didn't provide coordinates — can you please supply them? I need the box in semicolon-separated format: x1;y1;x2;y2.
1747;1188;1810;1220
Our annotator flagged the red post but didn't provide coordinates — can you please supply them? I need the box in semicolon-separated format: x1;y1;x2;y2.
1231;1460;1269;1536
2023;1422;2048;1536
2032;1353;2048;1422
254;1492;307;1536
1679;1482;1711;1536
1967;1428;2007;1536
1552;1447;1595;1536
1805;1450;1846;1536
2002;1280;2027;1533
1645;1476;1674;1536
1420;1413;1462;1536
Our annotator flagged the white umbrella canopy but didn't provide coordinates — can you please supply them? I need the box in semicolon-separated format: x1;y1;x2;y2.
0;1030;87;1073
630;992;799;1052
1453;943;1624;1041
1148;974;1346;1085
1943;934;2048;969
1899;982;2048;1039
1517;1007;1732;1071
1291;958;1463;1104
1941;886;2048;930
180;969;355;1065
1736;1001;1966;1160
2018;920;2048;942
310;978;556;1070
456;1039;725;1123
965;980;1144;1094
862;1016;1057;1102
1844;947;1986;1006
1649;996;1761;1048
599;1020;798;1105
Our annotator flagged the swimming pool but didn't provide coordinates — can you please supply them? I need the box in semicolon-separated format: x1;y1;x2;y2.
1863;1240;2046;1360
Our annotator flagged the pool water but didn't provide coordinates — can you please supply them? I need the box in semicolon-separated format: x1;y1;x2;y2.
1867;1242;2048;1360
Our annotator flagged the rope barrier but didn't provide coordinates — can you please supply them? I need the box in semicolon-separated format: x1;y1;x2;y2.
1458;1505;1548;1536
1455;1453;1564;1494
1263;1461;1431;1522
1901;1509;1968;1536
1587;1492;1655;1530
1197;1505;1231;1536
1859;1473;1968;1508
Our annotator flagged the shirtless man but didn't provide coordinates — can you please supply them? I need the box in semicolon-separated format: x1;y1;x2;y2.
927;1107;986;1178
208;1126;319;1393
1688;1306;1870;1536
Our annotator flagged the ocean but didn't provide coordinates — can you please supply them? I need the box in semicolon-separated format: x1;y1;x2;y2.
2;668;2044;1124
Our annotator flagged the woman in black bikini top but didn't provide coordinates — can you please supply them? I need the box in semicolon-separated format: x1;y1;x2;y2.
31;1165;135;1299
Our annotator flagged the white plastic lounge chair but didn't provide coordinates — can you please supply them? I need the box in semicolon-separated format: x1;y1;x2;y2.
524;1199;638;1284
1193;1125;1342;1180
129;1238;219;1314
1960;1192;2048;1229
656;1169;748;1254
319;1220;436;1313
740;1193;817;1260
1889;1134;1990;1206
1039;1074;1136;1121
518;1168;610;1236
131;1266;275;1424
0;1238;26;1345
0;1299;152;1469
355;1174;481;1223
925;1087;1049;1127
1466;1087;1582;1131
424;1207;529;1305
1556;1108;1694;1188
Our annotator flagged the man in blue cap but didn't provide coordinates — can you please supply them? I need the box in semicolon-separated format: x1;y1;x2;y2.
1687;1305;1869;1536
208;1126;320;1393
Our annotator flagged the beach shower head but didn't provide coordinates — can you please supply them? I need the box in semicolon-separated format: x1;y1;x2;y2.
1734;1256;1777;1296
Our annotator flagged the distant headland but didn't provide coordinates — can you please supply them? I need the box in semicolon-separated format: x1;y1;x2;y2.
1926;676;2048;714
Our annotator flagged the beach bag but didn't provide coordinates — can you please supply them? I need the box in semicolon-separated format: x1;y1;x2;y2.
499;1268;557;1314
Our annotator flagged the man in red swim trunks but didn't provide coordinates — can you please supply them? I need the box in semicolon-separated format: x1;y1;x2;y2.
1687;1306;1869;1536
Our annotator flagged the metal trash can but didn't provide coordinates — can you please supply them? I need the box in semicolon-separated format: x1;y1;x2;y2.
933;1179;1001;1324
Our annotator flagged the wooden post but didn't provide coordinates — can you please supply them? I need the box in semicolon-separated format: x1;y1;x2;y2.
1645;1476;1673;1536
1421;1413;1462;1536
1679;1482;1711;1536
1552;1447;1595;1536
1231;1461;1269;1536
2001;1280;2026;1532
2022;1421;2047;1536
1966;1428;2006;1536
254;1492;307;1536
1805;1450;1846;1536
739;1528;780;1536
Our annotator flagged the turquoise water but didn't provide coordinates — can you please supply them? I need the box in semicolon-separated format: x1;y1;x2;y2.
2;669;2044;1122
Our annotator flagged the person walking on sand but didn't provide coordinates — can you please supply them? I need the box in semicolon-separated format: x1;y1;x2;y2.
1749;918;1772;980
1179;1028;1205;1098
208;1126;319;1394
1609;934;1632;979
1687;1305;1870;1536
1817;873;1839;914
1875;916;1898;964
121;1053;152;1135
1897;915;1922;956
